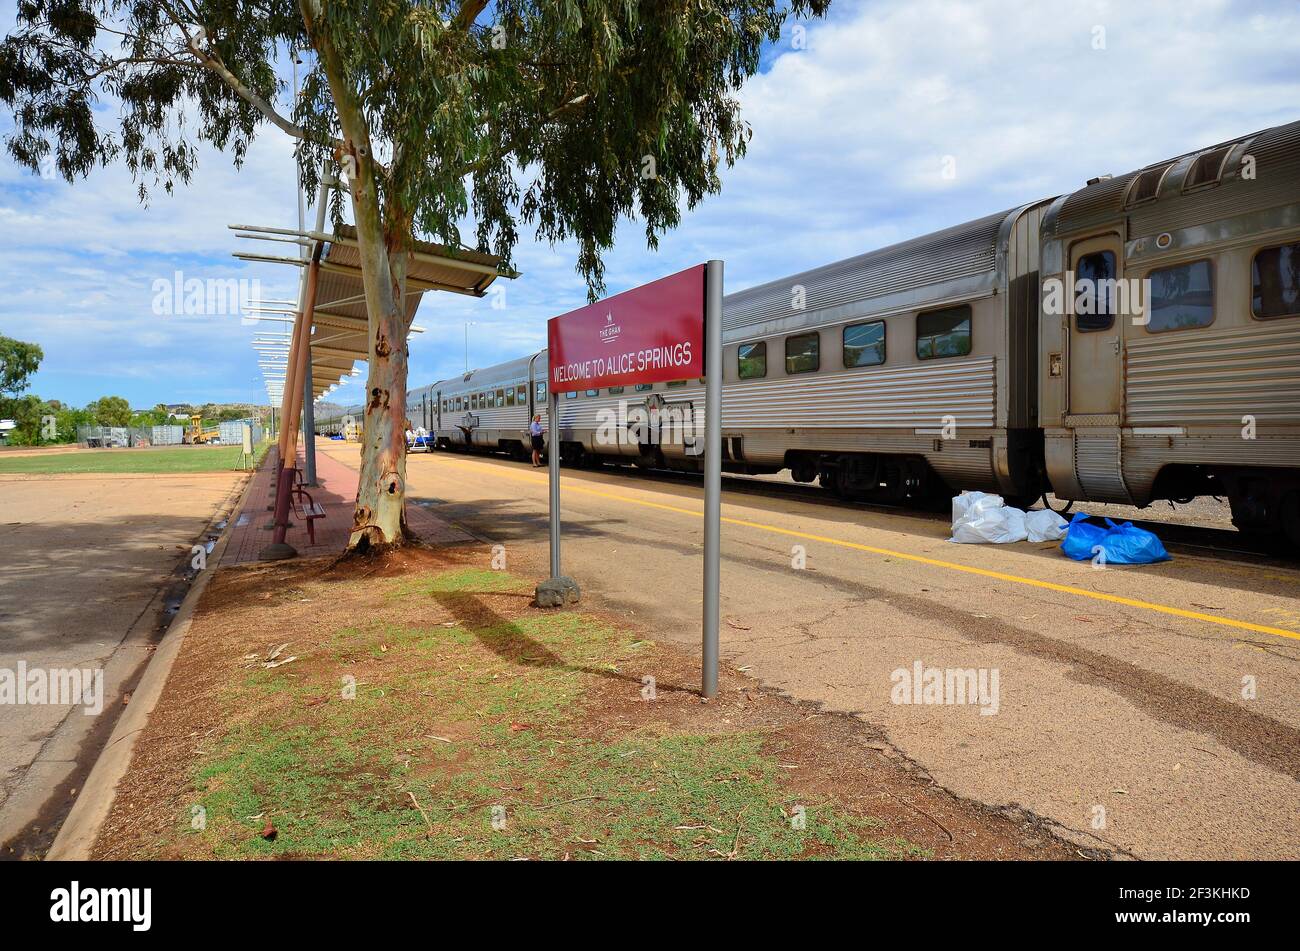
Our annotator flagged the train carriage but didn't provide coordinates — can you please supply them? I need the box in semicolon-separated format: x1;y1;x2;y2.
500;201;1052;505
430;355;537;457
1039;119;1300;543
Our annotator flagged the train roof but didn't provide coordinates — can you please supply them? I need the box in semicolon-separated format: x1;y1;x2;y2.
433;353;540;394
1043;118;1300;244
720;203;1043;338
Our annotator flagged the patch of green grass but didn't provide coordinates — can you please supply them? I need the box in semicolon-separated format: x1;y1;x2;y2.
389;567;533;597
182;565;924;861
0;443;269;474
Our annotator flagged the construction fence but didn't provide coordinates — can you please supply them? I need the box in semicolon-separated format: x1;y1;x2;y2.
77;425;185;448
219;418;265;446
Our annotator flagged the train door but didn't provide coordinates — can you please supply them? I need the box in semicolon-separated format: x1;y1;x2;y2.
1066;233;1124;420
1065;232;1133;502
435;390;441;429
527;351;545;418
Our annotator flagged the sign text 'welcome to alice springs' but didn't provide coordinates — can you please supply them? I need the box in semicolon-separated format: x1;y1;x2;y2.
547;264;706;393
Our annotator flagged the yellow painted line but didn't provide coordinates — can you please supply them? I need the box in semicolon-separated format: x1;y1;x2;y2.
428;456;1300;644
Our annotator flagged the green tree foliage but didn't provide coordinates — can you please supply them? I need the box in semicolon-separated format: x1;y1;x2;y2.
90;395;133;427
130;407;172;427
1;0;830;546
0;334;42;397
56;405;95;443
1;394;46;444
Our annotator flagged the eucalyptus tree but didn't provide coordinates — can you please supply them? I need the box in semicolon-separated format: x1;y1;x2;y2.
1;0;829;551
0;334;42;397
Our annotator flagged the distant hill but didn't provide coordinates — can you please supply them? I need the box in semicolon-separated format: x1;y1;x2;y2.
159;402;272;420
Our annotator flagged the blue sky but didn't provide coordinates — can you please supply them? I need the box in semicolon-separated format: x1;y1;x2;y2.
3;0;1299;409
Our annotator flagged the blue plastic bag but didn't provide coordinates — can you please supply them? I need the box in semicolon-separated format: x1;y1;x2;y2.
1060;513;1107;561
1060;513;1171;565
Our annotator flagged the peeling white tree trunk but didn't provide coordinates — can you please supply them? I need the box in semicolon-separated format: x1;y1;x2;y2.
349;242;411;550
308;2;415;552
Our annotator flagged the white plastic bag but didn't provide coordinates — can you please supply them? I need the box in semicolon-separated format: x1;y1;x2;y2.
950;492;1029;544
952;491;1003;524
1025;508;1069;543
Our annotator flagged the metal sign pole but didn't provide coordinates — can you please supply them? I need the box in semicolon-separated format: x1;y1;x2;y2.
535;386;578;606
549;390;561;578
702;260;723;698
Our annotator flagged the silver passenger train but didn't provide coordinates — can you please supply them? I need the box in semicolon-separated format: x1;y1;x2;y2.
320;120;1300;547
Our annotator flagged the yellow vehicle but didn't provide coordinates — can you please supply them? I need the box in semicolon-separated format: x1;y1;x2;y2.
184;414;220;444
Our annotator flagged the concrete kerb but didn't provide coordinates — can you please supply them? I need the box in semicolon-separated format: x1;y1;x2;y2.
45;465;259;860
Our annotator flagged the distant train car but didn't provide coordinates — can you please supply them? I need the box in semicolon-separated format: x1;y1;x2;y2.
424;354;540;457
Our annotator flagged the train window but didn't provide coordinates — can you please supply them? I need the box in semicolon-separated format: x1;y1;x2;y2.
635;383;654;392
843;321;886;368
785;332;820;374
1073;251;1117;332
666;380;687;387
564;390;578;399
1252;242;1300;319
1183;146;1231;191
585;388;599;397
916;305;972;359
505;387;516;406
517;384;527;404
496;388;505;406
1146;260;1214;332
1125;162;1173;207
737;342;766;379
535;381;547;401
608;386;625;394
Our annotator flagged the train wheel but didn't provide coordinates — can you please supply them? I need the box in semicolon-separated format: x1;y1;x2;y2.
791;462;816;484
819;469;843;498
1042;493;1073;515
1002;493;1038;510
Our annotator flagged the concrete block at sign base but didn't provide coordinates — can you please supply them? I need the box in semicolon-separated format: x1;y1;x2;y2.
534;576;581;608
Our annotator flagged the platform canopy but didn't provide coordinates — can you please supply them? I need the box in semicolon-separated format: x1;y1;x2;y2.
306;225;510;397
232;221;515;401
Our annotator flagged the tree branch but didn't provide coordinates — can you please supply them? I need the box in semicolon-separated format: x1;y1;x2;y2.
456;91;590;178
184;33;316;144
452;0;491;31
134;0;340;151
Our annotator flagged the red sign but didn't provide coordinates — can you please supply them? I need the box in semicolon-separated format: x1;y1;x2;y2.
547;264;705;393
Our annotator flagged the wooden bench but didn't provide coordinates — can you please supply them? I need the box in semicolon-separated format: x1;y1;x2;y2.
290;486;326;545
